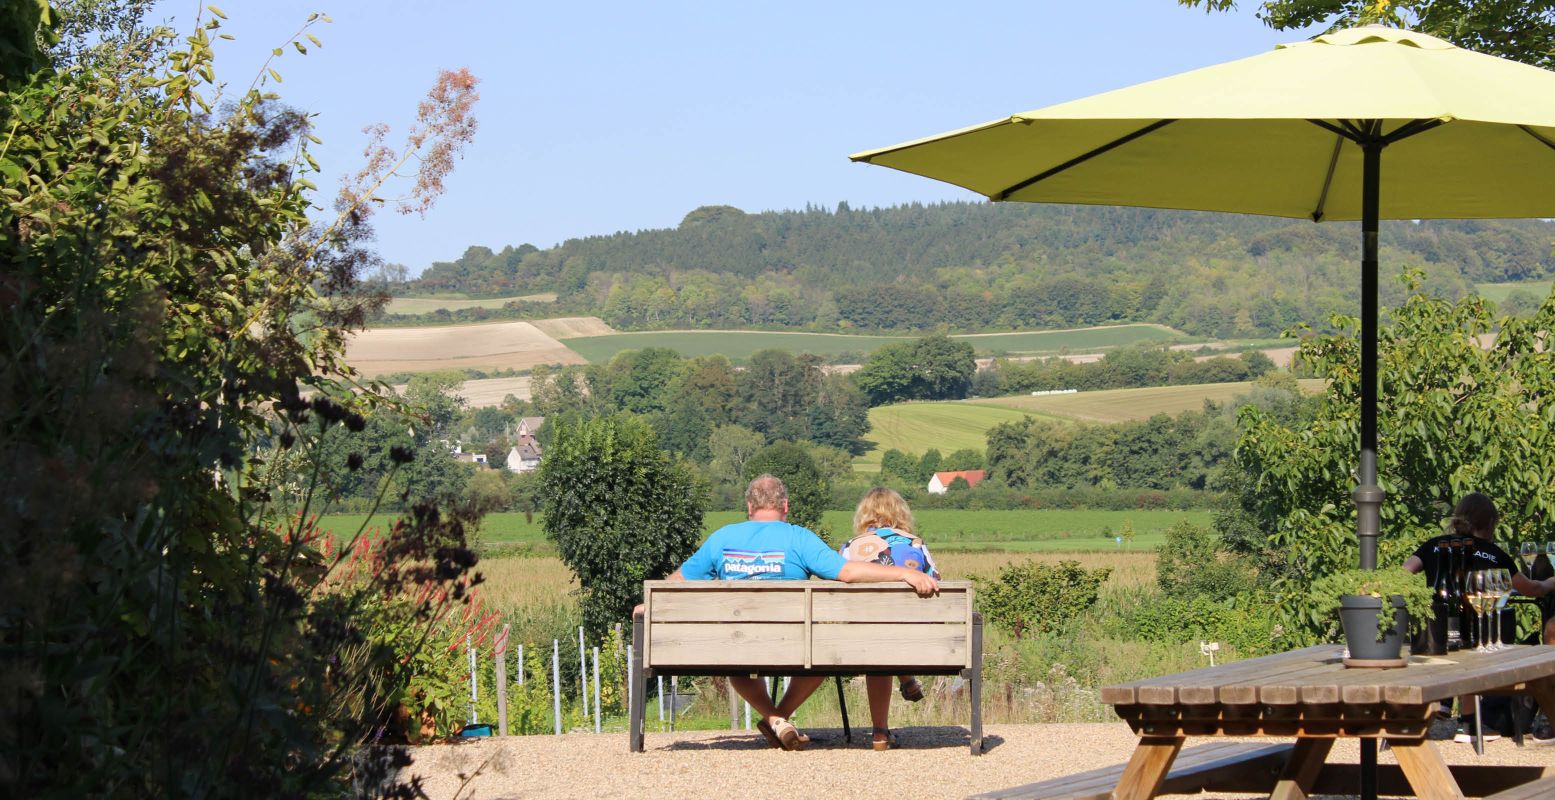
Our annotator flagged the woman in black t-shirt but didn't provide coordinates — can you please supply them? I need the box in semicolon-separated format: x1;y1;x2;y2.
1403;493;1555;612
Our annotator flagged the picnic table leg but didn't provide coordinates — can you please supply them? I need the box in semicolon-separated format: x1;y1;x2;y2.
1389;739;1465;800
1269;737;1333;800
834;676;851;743
969;613;984;755
629;616;646;753
1112;736;1184;800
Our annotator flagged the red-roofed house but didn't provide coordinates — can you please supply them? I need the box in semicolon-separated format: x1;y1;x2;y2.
927;470;986;494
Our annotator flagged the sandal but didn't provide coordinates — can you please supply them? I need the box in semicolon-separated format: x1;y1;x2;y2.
755;718;809;750
899;677;924;703
771;717;806;751
871;727;897;751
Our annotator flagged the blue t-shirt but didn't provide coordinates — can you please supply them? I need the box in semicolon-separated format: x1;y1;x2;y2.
679;520;846;581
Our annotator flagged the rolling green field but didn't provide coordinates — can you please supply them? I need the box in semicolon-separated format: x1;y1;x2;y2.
385;293;557;314
971;378;1328;423
1475;280;1552;304
562;324;1182;364
854;403;1056;470
315;508;1207;555
851;379;1326;469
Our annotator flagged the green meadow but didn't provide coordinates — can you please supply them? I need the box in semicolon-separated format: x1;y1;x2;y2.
1475;280;1552;304
385;293;557;314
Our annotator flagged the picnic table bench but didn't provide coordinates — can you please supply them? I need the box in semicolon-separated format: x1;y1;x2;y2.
1079;644;1555;800
628;579;984;754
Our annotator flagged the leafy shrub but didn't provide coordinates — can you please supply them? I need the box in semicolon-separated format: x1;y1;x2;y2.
1111;592;1287;657
978;560;1112;639
539;414;705;636
1156;520;1258;598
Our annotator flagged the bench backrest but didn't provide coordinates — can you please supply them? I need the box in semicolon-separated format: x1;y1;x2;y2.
642;580;974;672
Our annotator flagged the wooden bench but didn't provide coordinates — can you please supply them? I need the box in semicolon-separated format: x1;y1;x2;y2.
628;579;983;754
967;742;1295;800
1484;775;1555;800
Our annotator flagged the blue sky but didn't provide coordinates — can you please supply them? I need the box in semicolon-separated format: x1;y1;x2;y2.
150;1;1317;274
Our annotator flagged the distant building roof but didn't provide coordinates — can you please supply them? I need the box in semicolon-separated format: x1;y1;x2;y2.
928;470;986;493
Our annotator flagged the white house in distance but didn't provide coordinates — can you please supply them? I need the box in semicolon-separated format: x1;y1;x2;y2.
927;470;986;495
505;416;545;473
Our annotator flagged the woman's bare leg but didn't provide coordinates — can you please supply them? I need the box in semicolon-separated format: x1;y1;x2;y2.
866;675;893;731
774;676;825;718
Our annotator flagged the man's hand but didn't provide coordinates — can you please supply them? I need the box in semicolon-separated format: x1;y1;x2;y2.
902;570;939;597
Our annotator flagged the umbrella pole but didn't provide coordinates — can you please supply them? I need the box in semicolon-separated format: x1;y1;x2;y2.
1356;134;1384;800
1354;137;1383;573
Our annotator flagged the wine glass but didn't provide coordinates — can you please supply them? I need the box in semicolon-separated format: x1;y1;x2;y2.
1469;572;1490;653
1521;541;1538;571
1489;570;1509;651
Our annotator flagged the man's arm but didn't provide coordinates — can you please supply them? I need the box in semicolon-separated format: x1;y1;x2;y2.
837;560;939;597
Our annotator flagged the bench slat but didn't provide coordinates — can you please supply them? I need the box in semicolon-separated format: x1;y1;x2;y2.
966;742;1292;800
649;622;805;667
812;589;968;623
1483;775;1555;800
651;589;806;623
812;623;968;668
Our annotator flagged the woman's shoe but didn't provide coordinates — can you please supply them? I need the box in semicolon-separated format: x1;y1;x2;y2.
756;718;809;749
770;718;806;751
899;678;924;703
871;727;897;751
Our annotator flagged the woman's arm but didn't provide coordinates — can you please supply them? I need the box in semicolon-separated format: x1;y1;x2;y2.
837;560;939;596
1512;572;1555;598
1402;555;1424;574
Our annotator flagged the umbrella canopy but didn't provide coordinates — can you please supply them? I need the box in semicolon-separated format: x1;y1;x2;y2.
853;26;1555;221
852;25;1555;570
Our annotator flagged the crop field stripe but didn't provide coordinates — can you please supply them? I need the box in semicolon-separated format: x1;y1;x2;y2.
385;293;557;314
968;378;1327;423
562;324;1183;364
854;402;1056;469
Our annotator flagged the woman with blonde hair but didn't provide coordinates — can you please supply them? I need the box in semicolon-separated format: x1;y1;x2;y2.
841;487;941;749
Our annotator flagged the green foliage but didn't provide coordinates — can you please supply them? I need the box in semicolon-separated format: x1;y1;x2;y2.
978;560;1112;639
743;441;831;539
1110;593;1288;657
855;334;977;405
1308;569;1435;641
1155;520;1257;598
990;344;1276;395
1230;278;1555;640
1181;0;1555;71
943;447;986;471
538;415;705;636
0;9;485;795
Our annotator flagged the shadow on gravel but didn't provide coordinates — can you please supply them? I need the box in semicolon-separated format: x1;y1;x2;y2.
659;727;1003;753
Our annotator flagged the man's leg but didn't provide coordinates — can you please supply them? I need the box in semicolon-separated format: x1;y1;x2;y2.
728;676;781;722
774;676;825;718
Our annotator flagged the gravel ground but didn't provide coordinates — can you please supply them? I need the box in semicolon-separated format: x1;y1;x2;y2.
392;720;1554;800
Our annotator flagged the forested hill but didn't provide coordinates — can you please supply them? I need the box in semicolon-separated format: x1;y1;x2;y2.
401;202;1555;338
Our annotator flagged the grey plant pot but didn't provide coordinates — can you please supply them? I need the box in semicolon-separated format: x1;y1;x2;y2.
1339;594;1408;661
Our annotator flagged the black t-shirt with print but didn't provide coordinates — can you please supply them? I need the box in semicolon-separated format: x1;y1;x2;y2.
1410;533;1518;587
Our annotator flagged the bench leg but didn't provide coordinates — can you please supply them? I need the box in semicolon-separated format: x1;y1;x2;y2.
1270;737;1332;800
629;617;646;753
970;613;984;755
1390;739;1464;800
1113;736;1184;800
835;676;851;744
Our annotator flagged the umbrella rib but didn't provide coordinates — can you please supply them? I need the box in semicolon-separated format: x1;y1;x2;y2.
1382;118;1446;144
1308;119;1356;141
1310;133;1345;223
1518;125;1555;154
992;119;1176;201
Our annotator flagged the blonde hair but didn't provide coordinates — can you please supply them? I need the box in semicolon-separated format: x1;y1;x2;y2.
1447;492;1498;539
853;487;915;536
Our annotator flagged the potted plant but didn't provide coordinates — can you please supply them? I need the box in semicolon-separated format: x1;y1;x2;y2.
1310;568;1433;664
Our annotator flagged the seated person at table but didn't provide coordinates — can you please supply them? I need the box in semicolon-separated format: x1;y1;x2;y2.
662;474;938;750
840;487;939;750
1403;492;1555;743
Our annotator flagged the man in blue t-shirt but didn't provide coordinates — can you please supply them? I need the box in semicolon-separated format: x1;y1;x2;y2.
663;474;938;749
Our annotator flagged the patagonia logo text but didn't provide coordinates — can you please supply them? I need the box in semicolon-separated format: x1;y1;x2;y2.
722;550;786;577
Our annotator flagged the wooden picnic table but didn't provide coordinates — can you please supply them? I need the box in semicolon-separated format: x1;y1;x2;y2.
1098;644;1555;800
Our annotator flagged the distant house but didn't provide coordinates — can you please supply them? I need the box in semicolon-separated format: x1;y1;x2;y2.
517;416;545;438
927;470;986;495
506;440;542;472
450;442;489;466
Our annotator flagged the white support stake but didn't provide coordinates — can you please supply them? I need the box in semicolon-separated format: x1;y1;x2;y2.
467;635;477;725
670;676;678;732
517;643;524;686
657;676;664;722
578;627;588;718
592;646;601;734
626;644;634;722
551;639;562;735
744;701;751;731
495;626;509;736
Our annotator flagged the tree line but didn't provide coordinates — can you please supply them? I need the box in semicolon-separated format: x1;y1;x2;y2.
384;201;1554;338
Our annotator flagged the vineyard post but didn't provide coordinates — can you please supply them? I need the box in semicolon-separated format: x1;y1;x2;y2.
656;676;664;723
495;624;509;736
626;644;634;725
728;682;738;730
592;646;601;734
517;643;524;686
669;676;677;732
551;639;561;735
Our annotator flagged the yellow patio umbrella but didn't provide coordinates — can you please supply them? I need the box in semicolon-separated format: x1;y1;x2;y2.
852;25;1555;572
